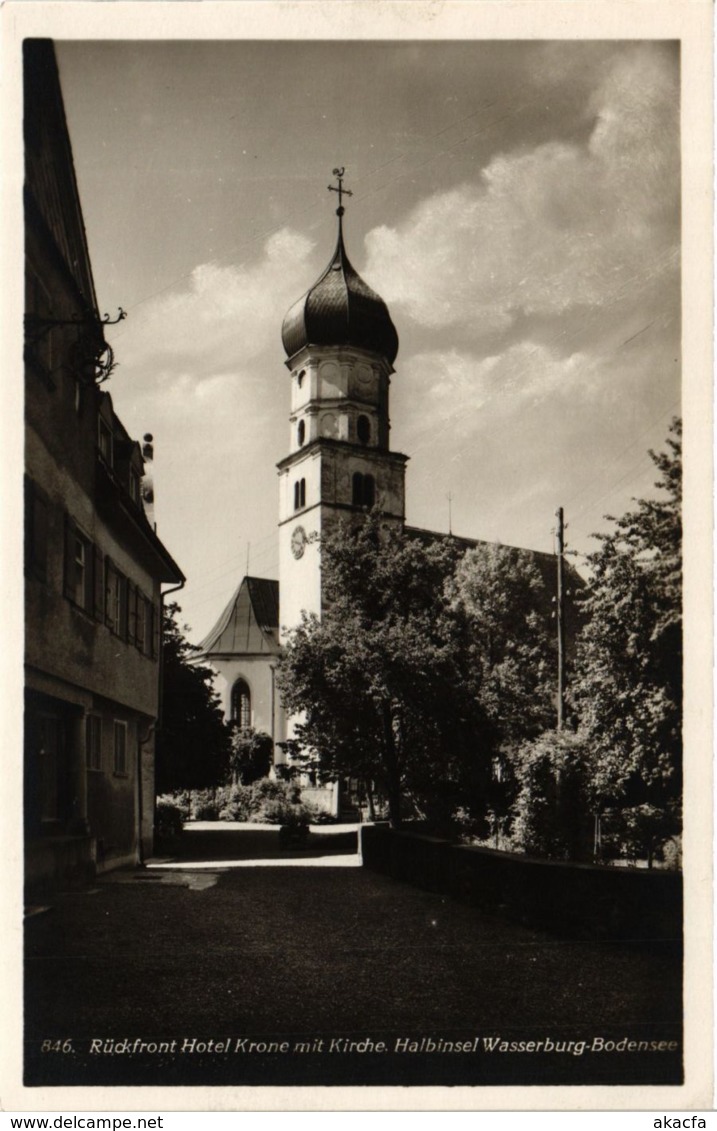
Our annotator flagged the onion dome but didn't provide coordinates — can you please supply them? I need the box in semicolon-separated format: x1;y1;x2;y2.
281;215;399;366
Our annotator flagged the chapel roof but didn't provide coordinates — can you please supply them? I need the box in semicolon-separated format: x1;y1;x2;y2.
281;217;399;365
197;576;280;657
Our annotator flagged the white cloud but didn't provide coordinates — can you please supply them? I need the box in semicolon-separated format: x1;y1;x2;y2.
110;227;315;381
364;45;678;336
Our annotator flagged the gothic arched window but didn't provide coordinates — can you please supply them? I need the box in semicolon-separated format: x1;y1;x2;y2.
231;679;251;728
357;415;370;445
297;419;305;447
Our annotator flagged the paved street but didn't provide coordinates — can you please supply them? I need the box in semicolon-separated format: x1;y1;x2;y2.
25;824;682;1088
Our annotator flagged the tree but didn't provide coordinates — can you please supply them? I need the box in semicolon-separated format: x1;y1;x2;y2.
445;543;557;843
229;727;273;785
571;419;682;865
511;729;593;860
155;603;231;793
276;512;495;828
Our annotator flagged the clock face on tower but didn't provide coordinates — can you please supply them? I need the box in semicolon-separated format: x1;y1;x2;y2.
291;525;307;559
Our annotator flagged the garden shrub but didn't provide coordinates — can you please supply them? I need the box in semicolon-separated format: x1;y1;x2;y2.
261;797;313;826
159;778;322;825
155;797;185;843
189;788;221;820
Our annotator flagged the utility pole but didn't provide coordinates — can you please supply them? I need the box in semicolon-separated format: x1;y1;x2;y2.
555;506;566;730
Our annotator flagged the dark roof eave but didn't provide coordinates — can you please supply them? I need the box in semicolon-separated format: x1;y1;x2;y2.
117;496;185;584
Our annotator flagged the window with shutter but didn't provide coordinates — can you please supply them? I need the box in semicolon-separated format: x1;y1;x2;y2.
105;560;128;637
135;593;147;654
127;583;137;645
151;603;160;659
93;546;104;621
64;514;92;610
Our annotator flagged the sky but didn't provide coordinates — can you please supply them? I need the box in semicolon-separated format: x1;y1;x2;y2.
54;39;681;643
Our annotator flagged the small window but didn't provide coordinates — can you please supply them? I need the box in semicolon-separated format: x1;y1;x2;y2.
357;415;370;445
294;478;306;510
297;419;305;447
113;721;128;775
105;562;127;638
129;467;141;504
73;535;87;605
297;370;305;389
98;419;113;466
86;715;102;771
364;474;375;508
65;525;92;610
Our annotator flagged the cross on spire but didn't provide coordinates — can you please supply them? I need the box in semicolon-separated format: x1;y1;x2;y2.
328;166;353;217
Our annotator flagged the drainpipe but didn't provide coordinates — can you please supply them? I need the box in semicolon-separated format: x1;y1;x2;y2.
136;721;156;866
146;578;186;863
158;578;186;731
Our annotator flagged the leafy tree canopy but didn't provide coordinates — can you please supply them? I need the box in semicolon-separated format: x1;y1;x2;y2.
277;514;493;826
155;603;231;793
229;727;274;785
447;542;556;747
570;418;682;862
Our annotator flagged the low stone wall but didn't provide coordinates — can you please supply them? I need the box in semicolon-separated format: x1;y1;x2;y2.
360;824;682;944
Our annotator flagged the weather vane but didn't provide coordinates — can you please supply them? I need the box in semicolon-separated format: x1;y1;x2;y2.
328;167;352;217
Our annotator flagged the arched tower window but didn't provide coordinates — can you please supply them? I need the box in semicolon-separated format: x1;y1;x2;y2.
357;415;370;445
297;419;305;447
352;472;363;506
294;478;306;510
231;679;251;728
363;474;375;507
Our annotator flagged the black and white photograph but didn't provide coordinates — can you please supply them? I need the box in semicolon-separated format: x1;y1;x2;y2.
5;0;713;1111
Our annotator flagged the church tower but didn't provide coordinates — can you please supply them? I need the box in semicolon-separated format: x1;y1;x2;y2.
277;170;408;640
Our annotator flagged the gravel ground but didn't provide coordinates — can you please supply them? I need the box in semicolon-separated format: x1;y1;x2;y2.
25;825;682;1088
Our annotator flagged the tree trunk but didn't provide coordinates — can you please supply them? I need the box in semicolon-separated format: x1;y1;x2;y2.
365;781;376;822
380;702;402;828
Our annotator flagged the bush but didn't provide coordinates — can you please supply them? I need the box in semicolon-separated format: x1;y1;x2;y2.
155;798;185;844
189;788;221;820
511;730;592;860
159;778;319;825
217;785;254;821
261;798;313;826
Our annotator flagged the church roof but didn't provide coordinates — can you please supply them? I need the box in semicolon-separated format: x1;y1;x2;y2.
404;525;584;641
404;526;575;589
281;218;399;365
197;576;280;657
